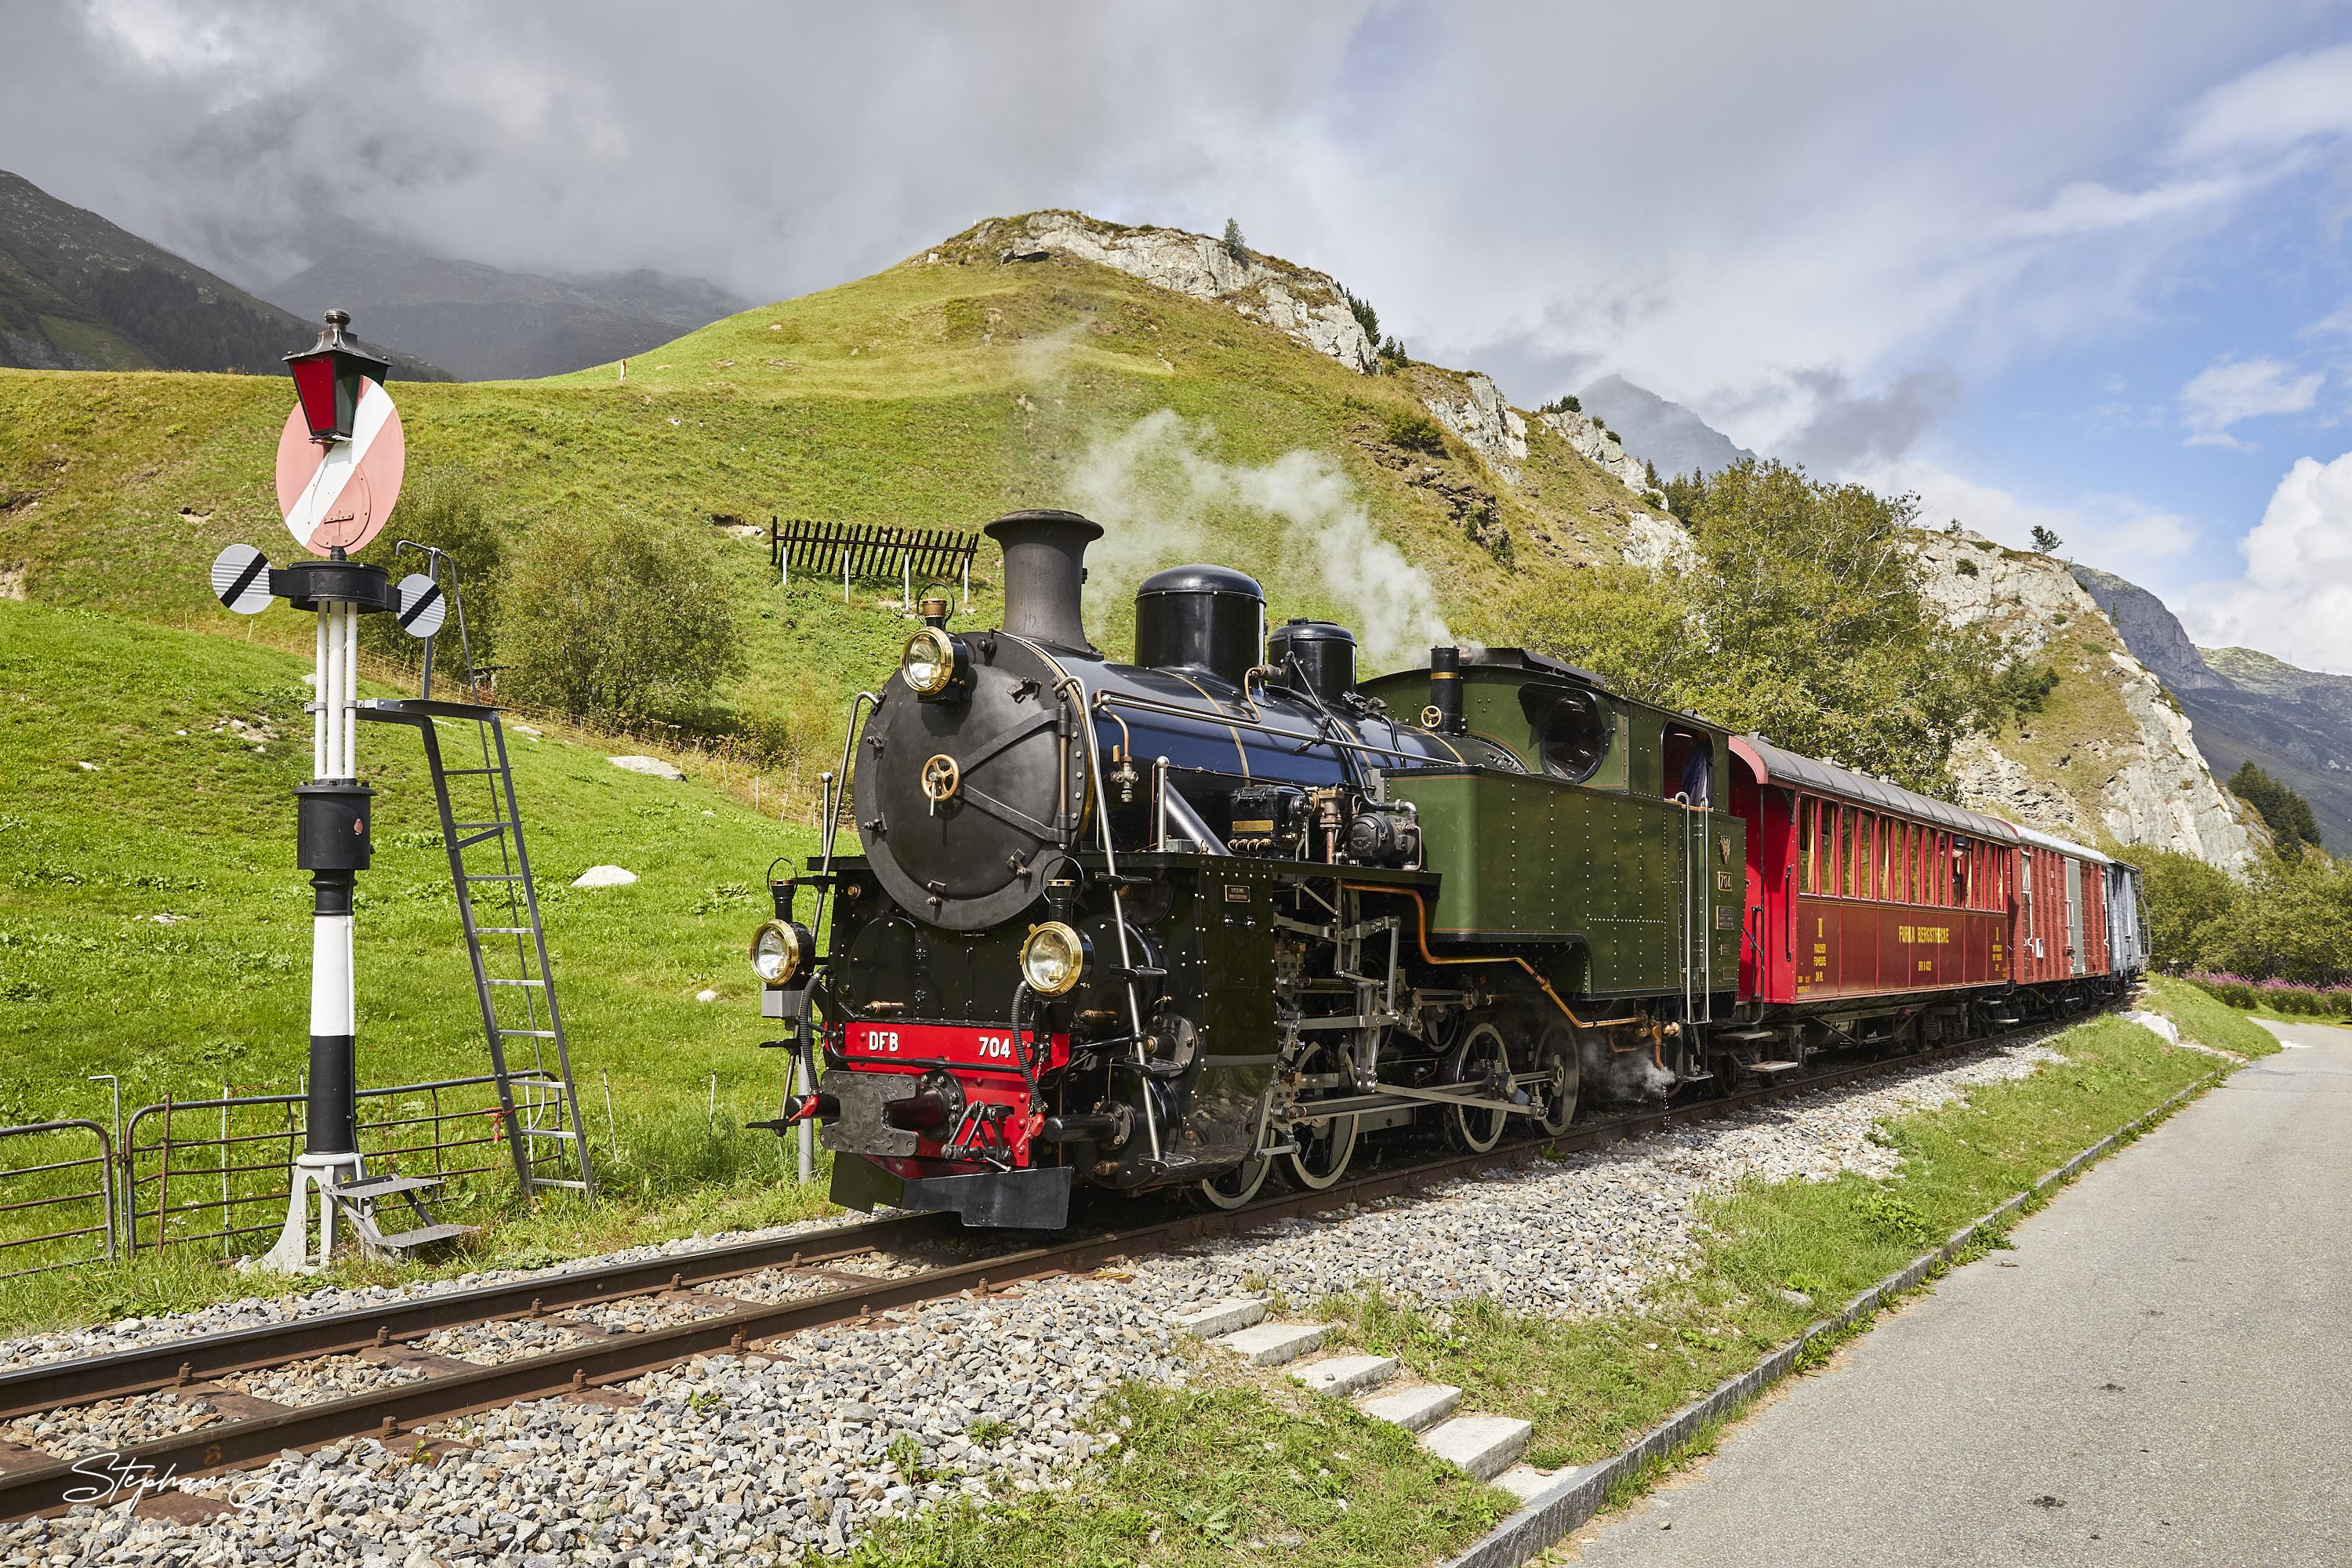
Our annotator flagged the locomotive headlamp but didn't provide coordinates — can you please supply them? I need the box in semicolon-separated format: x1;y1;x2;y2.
1020;920;1088;996
750;918;813;986
900;627;967;699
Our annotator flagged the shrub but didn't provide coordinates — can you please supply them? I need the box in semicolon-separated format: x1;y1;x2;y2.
1956;557;1979;577
1537;394;1582;416
1982;659;2060;727
355;468;507;680
1381;409;1448;456
497;512;744;720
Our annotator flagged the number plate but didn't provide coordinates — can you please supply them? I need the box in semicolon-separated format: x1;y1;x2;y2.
843;1022;1069;1072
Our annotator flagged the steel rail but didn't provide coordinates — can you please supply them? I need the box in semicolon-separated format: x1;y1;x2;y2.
0;1016;2081;1522
0;1209;960;1424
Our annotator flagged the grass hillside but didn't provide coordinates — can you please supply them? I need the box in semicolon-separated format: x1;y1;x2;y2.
0;597;813;1130
0;599;848;1325
2;215;1644;770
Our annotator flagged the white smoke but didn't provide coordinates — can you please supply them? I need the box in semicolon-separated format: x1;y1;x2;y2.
1066;409;1452;670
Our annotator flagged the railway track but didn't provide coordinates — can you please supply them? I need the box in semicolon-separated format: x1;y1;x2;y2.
0;1021;2074;1521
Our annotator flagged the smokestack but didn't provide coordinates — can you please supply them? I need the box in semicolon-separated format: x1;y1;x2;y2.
1428;645;1465;733
985;510;1102;650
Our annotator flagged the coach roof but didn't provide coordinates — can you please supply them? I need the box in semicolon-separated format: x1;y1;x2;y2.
1731;735;2020;843
2009;822;2114;866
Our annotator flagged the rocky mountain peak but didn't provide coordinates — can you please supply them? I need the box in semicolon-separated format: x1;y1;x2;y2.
950;212;1377;373
1576;374;1756;479
1905;531;2261;869
2067;565;2223;691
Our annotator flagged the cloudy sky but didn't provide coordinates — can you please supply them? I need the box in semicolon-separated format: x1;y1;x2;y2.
9;1;2352;668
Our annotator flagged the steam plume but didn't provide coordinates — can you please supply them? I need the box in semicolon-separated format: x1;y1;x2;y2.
1067;410;1450;670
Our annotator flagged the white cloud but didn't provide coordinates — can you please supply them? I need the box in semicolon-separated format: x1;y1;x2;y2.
1991;176;2241;240
2178;356;2325;448
2171;40;2352;161
2180;452;2352;672
1852;458;2197;566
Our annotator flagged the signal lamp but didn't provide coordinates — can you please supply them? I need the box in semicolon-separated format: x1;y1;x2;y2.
1020;921;1088;996
285;310;390;445
750;919;813;986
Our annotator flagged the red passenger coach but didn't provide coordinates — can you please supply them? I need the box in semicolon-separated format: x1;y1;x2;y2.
1730;738;2019;1009
2010;826;2112;989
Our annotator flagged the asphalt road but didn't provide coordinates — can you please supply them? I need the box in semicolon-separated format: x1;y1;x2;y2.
1568;1019;2352;1567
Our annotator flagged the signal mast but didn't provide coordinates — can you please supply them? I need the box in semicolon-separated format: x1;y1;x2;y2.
208;310;444;1270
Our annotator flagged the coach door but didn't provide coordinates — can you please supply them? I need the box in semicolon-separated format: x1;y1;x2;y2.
2064;858;2086;975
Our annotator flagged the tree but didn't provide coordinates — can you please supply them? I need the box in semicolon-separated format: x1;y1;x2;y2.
2227;760;2322;859
2198;858;2352;984
497;512;743;719
355;468;506;683
1340;285;1379;346
2029;524;2062;554
2109;847;2242;971
1222;218;1249;260
1661;468;1708;521
1507;459;2005;793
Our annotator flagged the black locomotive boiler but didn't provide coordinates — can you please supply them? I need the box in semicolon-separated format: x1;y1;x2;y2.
747;510;1750;1229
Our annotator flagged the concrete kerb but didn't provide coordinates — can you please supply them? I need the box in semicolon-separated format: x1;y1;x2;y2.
1436;1060;2230;1568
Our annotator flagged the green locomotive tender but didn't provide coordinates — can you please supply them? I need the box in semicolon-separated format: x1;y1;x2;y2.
750;510;1742;1228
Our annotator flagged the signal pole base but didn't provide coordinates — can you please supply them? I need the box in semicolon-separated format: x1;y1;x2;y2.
258;1150;366;1273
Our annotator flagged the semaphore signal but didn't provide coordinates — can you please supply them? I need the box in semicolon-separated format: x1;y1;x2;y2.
202;309;448;1272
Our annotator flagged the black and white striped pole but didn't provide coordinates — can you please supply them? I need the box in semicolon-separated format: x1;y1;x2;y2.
201;310;445;1270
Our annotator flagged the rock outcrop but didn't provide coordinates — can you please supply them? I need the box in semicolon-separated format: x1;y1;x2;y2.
2069;565;2223;691
1619;511;1699;574
1908;533;2263;870
1412;369;1654;500
1535;406;1651;494
965;212;1378;374
1417;372;1528;484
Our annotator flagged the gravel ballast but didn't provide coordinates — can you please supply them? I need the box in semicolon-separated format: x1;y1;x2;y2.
0;1035;2077;1563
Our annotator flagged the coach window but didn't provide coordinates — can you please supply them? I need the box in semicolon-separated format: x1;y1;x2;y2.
1879;818;1896;903
1797;799;1816;891
1908;824;1923;904
1855;813;1876;898
1817;802;1837;894
1839;808;1856;897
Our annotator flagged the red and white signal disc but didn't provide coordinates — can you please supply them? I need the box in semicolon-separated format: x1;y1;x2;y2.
275;379;405;557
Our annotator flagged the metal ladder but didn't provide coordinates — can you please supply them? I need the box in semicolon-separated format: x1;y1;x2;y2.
355;699;597;1203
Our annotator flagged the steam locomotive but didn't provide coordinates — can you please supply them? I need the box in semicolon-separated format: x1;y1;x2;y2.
746;510;2142;1229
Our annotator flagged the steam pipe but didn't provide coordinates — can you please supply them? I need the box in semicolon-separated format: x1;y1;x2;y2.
1093;689;1428;761
1057;673;1160;1161
1345;883;1642;1036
